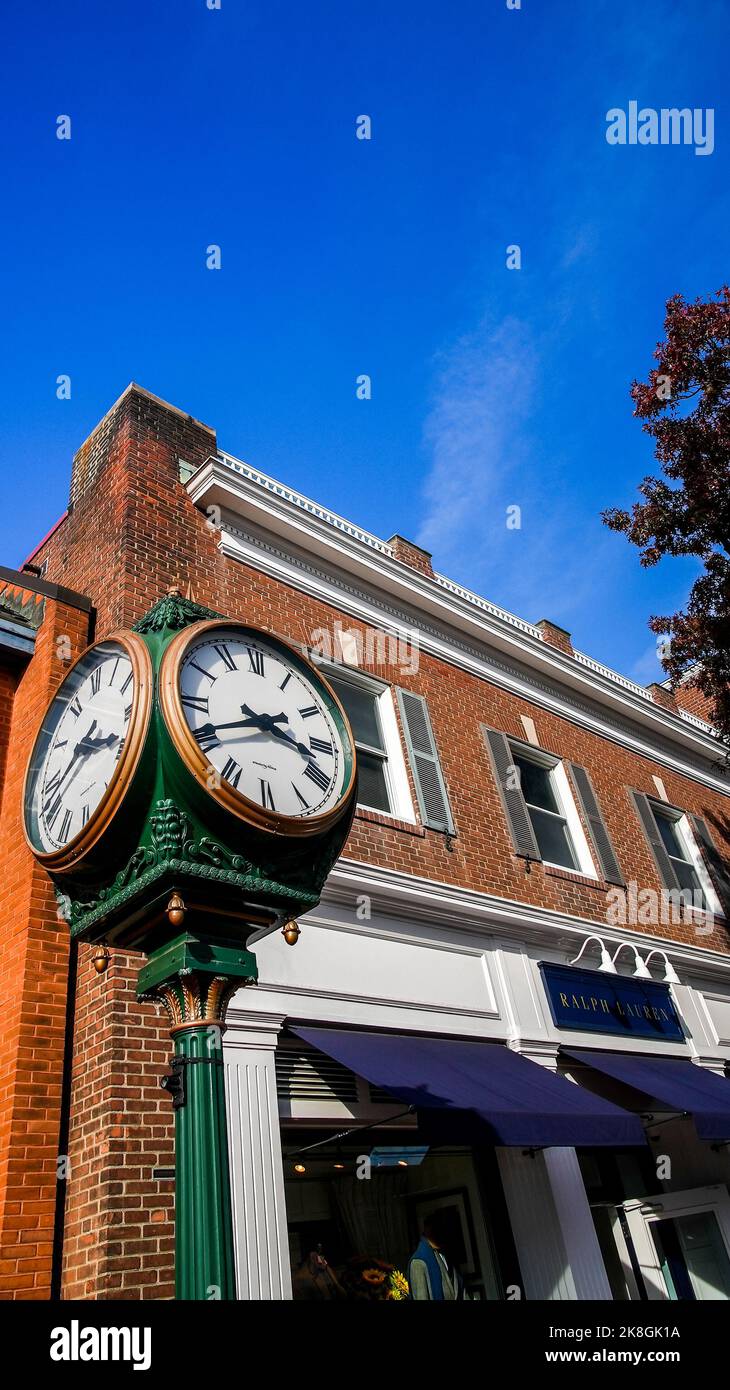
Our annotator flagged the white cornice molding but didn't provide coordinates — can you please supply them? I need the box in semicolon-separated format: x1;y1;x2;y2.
194;487;728;792
322;858;730;982
187;455;721;745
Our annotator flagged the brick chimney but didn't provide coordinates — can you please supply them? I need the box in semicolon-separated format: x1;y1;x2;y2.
536;619;573;656
387;534;434;578
647;682;678;713
39;384;219;635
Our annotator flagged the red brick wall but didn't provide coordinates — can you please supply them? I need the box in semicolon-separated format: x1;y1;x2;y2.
0;599;90;1299
0;666;17;802
675;676;717;725
12;383;730;1300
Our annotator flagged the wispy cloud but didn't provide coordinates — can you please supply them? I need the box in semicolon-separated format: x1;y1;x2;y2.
417;315;536;562
415;301;627;641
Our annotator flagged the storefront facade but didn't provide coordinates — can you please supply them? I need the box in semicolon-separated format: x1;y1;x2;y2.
224;870;730;1301
1;383;729;1301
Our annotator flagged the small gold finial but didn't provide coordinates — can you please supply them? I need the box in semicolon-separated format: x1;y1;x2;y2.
166;892;186;927
91;945;110;974
282;920;301;946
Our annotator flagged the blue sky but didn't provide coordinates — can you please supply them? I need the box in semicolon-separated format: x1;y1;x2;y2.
0;0;727;684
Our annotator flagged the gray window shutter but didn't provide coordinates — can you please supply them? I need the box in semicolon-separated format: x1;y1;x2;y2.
691;815;730;908
481;726;541;861
630;791;680;890
396;689;454;834
569;764;625;886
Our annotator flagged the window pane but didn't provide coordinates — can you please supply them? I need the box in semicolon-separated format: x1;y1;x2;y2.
672;857;704;904
529;807;579;870
356;751;391;813
655;811;684;860
328;677;384;750
513;755;559;813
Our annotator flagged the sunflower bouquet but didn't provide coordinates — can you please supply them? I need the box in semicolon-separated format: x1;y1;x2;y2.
339;1255;410;1301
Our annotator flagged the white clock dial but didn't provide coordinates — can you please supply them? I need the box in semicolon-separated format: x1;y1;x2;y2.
25;641;135;853
177;629;349;820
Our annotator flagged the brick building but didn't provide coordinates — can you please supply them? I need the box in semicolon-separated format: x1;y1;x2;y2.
1;383;730;1301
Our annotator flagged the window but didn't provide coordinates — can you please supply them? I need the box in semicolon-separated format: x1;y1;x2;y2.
511;752;581;871
325;668;415;821
651;805;708;909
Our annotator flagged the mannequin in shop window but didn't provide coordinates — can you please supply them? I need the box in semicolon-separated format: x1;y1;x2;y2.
291;1245;346;1300
408;1214;467;1301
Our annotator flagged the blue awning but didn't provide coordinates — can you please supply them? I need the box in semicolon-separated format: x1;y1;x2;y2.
292;1027;645;1148
565;1050;730;1141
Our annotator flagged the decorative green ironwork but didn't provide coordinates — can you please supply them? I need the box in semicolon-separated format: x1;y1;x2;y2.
132;591;223;634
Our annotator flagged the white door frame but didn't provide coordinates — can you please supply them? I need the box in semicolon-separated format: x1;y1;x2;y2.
621;1184;730;1301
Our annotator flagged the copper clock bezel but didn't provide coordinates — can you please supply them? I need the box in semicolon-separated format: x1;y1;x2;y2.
22;630;154;872
158;619;357;837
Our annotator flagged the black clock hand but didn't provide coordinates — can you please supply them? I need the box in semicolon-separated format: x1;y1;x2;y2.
53;718;99;796
240;704;288;726
193;716;264;737
238;706;310;756
264;723;312;758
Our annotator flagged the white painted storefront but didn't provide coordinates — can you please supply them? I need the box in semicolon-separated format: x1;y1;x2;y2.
224;861;730;1302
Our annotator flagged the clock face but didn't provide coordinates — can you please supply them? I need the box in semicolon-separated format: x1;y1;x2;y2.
24;637;146;860
169;625;354;828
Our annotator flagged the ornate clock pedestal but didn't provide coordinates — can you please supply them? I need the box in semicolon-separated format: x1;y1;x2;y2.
138;929;258;1301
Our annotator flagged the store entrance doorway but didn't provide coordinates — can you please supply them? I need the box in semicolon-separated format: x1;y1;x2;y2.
619;1185;730;1301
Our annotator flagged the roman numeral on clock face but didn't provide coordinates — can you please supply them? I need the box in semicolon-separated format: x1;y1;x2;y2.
193;725;219;753
259;780;275;810
292;782;311;810
222;756;242;788
310;736;333;757
279;671;292;691
60;809;73;841
44;793;64;830
69;697;82;720
214;643;237;672
303;760;330;793
246;646;265;676
45;769;62;798
182;694;209;715
298;705;318;719
189;660;215;684
120;671;133;696
90;667;102;696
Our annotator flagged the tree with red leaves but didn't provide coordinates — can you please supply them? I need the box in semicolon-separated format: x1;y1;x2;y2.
603;286;730;743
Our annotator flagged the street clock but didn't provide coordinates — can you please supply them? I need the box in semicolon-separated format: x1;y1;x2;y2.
21;590;359;1302
22;593;358;947
159;620;356;837
23;632;153;873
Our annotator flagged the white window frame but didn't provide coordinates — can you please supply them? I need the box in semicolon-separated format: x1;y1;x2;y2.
318;661;416;823
651;803;724;919
509;741;597;878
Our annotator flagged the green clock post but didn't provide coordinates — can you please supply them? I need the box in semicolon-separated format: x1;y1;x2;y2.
23;590;358;1300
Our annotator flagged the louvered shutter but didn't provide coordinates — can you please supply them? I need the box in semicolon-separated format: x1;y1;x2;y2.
691;815;730;909
569;763;625;886
630;791;680;890
481;726;541;861
396;689;454;833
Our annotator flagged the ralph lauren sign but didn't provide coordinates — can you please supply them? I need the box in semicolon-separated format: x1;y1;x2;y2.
540;962;685;1043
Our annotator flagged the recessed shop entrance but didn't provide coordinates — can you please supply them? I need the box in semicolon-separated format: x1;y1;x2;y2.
619;1186;730;1301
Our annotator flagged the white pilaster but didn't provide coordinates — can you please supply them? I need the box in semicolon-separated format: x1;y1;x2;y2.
497;1148;577;1300
542;1148;612;1299
224;1010;292;1300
